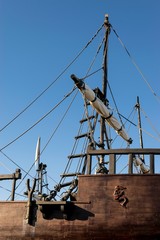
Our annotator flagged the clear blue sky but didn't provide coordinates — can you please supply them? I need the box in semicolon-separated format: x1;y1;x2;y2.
0;0;160;200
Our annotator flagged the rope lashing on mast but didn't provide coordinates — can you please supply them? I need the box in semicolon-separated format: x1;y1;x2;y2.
71;74;132;144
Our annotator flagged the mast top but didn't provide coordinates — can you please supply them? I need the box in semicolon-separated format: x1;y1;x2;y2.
104;14;109;27
104;14;109;20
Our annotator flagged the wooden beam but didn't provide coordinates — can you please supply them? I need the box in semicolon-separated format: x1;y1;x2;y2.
87;148;160;155
0;169;21;181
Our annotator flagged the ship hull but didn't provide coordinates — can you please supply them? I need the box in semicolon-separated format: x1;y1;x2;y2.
0;174;160;239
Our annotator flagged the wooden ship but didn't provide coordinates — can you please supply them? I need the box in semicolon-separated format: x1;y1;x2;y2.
0;15;160;240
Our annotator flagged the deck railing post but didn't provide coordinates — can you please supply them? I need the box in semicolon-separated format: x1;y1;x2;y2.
87;145;92;174
109;154;116;174
128;154;133;174
150;154;155;174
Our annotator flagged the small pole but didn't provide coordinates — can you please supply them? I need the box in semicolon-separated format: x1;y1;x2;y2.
11;169;21;201
135;96;144;162
136;96;144;149
11;178;16;201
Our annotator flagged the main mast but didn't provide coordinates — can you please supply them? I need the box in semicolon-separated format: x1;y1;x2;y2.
71;14;132;175
100;14;111;161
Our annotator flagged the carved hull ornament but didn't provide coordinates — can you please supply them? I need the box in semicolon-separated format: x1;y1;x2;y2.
113;185;128;208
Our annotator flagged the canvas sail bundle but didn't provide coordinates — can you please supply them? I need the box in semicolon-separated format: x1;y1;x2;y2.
71;74;132;144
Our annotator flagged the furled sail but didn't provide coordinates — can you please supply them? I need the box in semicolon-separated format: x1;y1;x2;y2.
71;74;132;144
133;156;150;174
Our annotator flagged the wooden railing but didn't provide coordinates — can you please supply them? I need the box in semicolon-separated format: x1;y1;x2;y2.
87;148;160;174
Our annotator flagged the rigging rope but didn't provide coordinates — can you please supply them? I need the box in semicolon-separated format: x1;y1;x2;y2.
0;87;76;152
0;160;12;173
118;163;129;174
82;36;105;80
0;150;34;178
58;36;106;185
0;24;104;133
4;88;81;199
82;67;103;81
77;110;97;175
0;185;26;200
0;25;105;197
14;186;28;201
59;110;87;185
107;80;125;127
110;107;136;147
111;25;160;104
69;64;105;175
138;127;160;143
6;158;41;201
4;87;80;196
83;97;95;145
40;89;79;156
140;107;160;138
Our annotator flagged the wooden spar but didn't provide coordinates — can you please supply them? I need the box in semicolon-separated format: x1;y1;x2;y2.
135;96;145;163
135;96;144;148
100;14;111;164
